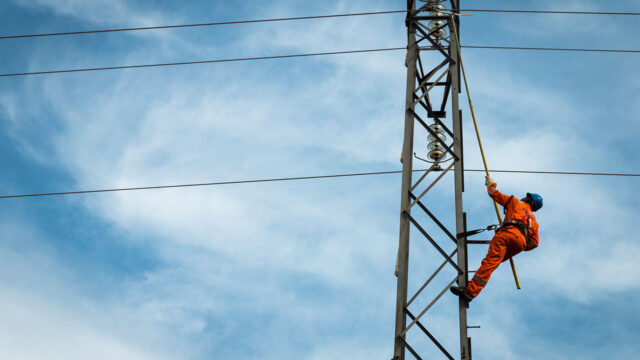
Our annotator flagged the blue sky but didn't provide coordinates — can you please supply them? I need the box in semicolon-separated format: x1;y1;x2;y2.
0;0;639;359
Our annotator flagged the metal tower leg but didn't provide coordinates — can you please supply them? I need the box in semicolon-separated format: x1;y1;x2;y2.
393;1;470;359
393;1;418;358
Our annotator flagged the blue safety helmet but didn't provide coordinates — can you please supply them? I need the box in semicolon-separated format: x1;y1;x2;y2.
526;192;543;212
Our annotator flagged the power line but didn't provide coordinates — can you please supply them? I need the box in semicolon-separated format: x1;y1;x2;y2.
1;168;637;200
464;169;640;177
458;9;640;16
0;48;404;78
2;45;639;78
0;10;407;40
1;8;638;40
0;170;402;199
460;45;640;53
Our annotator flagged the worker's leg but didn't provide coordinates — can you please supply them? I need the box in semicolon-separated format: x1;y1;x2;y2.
467;232;509;297
497;227;527;265
503;237;525;263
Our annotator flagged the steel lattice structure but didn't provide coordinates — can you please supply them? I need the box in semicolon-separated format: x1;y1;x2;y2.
393;1;472;359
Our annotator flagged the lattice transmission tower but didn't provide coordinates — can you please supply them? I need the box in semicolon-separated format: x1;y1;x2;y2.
393;1;473;359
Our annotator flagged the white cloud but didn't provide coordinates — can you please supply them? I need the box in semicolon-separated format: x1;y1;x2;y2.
2;0;640;359
495;0;615;40
0;221;181;360
12;0;170;28
2;42;404;356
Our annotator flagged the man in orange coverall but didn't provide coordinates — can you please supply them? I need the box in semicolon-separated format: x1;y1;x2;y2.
450;176;543;302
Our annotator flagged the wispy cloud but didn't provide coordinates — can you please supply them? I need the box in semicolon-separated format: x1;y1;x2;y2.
2;0;639;359
11;0;172;28
0;220;180;360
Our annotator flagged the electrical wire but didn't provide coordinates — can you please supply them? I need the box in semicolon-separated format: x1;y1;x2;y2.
460;45;640;53
2;45;639;78
0;10;407;40
0;48;405;78
0;169;637;200
466;169;640;177
457;9;640;16
1;8;639;40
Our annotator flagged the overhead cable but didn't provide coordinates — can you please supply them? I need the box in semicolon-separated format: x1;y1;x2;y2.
2;45;639;78
465;169;640;177
1;169;637;200
0;48;404;78
460;45;640;53
0;10;407;40
457;9;640;16
1;8;639;40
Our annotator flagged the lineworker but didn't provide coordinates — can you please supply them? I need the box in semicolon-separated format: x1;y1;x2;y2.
450;176;543;302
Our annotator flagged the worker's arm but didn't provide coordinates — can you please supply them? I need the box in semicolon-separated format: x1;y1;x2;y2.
527;218;540;250
487;184;511;206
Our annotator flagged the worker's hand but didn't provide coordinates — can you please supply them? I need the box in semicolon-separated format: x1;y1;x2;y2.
485;176;497;188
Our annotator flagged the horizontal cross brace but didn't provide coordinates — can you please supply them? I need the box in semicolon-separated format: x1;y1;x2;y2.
418;59;449;88
413;16;451;21
415;68;449;105
467;240;491;245
428;110;446;119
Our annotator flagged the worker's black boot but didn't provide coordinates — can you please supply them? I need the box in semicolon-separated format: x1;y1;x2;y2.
450;286;474;302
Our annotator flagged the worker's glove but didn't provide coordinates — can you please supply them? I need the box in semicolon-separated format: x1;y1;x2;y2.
485;176;497;188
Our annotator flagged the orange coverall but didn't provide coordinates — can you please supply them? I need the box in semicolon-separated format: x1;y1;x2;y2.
466;184;540;297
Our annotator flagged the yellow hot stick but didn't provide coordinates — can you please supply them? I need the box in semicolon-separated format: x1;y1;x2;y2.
450;17;521;289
